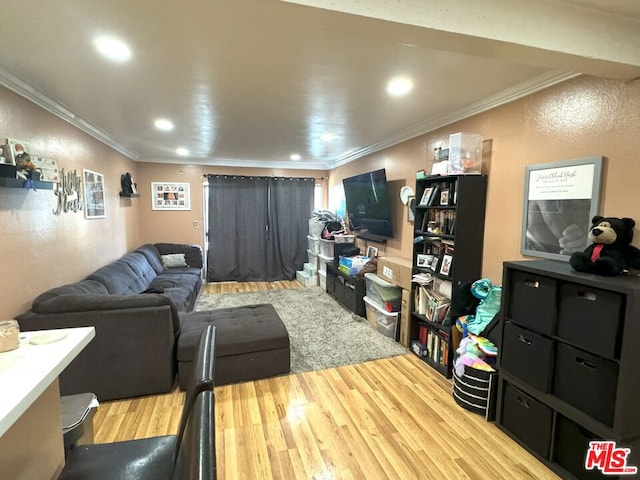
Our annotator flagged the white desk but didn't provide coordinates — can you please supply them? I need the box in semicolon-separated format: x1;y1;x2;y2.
0;327;95;479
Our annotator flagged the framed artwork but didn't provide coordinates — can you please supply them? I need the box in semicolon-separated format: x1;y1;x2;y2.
83;169;105;219
5;138;31;167
31;156;60;183
440;188;450;206
407;196;415;223
521;156;603;261
419;187;433;206
365;246;378;258
416;254;432;268
152;182;191;210
439;254;453;276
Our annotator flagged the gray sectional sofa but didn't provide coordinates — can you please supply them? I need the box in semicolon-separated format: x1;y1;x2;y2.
17;243;203;401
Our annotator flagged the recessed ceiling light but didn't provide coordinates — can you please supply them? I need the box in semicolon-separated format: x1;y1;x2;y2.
386;76;414;97
176;148;189;156
320;133;334;142
94;36;132;62
154;119;174;131
290;153;301;161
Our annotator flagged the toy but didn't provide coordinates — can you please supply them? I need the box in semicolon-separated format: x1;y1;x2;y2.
569;216;640;276
455;278;501;336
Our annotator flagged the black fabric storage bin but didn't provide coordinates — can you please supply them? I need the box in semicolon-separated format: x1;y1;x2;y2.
507;270;557;336
554;415;615;480
501;321;554;392
553;343;618;426
557;283;624;359
500;381;553;459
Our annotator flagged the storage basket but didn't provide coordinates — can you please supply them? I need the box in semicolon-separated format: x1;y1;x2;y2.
452;364;498;420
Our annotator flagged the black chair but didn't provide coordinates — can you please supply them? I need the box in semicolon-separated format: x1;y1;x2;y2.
58;326;217;480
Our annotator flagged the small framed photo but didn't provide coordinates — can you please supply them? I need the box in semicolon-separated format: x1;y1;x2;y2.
440;189;450;206
366;246;378;258
430;255;439;271
439;254;453;276
6;138;31;167
417;254;432;268
419;187;433;206
407;196;415;223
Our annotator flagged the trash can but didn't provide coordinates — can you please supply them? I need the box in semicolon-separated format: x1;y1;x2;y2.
61;392;99;455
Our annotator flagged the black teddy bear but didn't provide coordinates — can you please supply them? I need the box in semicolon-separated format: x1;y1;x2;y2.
570;216;640;276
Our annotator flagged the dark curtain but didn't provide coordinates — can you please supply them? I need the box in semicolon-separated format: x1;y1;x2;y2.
206;175;314;282
266;177;315;279
206;175;269;281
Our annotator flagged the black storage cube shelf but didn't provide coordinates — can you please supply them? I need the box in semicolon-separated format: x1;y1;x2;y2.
508;270;557;336
501;321;554;392
501;381;553;459
554;415;613;480
553;342;618;427
557;283;624;359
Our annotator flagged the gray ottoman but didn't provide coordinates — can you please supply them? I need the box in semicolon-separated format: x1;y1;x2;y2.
177;304;290;388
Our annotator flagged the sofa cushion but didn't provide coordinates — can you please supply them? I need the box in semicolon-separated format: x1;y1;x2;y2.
86;252;157;295
135;244;165;274
32;280;108;308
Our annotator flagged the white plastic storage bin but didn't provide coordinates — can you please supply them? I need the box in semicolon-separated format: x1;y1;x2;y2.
307;235;320;255
296;270;318;287
364;296;399;338
318;253;332;274
364;273;402;312
319;270;327;290
307;250;318;270
319;238;335;258
334;234;355;243
303;262;317;277
309;219;325;238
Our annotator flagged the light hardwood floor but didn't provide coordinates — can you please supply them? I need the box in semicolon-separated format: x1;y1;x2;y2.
93;281;559;480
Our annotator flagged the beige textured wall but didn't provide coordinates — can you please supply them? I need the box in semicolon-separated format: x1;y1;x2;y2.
2;74;639;317
0;87;140;319
135;163;328;250
331;75;640;284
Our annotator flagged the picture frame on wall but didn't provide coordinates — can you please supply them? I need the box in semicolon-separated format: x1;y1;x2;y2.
521;156;603;261
151;182;191;210
83;169;105;219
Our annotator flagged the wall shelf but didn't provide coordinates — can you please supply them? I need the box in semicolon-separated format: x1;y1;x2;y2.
119;192;140;198
0;177;54;190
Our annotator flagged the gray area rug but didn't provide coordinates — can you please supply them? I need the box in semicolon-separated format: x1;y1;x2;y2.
195;286;408;374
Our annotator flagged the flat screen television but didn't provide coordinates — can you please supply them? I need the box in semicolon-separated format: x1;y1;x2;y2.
342;168;393;242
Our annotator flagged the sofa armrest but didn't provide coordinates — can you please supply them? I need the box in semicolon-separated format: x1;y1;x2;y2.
16;305;178;401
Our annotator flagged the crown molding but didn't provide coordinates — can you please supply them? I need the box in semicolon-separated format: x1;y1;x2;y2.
137;156;332;171
329;71;579;169
0;67;139;160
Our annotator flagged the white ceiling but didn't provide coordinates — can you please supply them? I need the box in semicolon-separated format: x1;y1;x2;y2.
1;0;638;170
